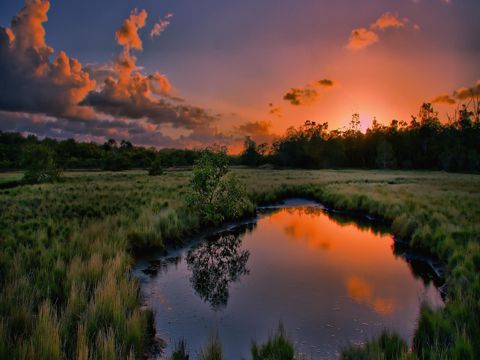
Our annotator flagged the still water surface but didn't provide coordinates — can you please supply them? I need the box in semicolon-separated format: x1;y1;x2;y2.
135;200;443;359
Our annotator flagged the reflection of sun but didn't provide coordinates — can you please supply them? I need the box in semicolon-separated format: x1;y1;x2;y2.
346;276;396;316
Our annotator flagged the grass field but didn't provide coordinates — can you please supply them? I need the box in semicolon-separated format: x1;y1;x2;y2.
0;169;479;359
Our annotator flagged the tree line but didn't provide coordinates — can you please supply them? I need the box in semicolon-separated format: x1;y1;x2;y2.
0;134;202;172
239;103;480;172
1;102;479;175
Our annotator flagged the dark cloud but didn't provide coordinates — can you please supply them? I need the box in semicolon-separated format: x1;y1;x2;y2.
283;88;318;106
431;81;480;106
282;78;334;106
235;120;275;144
431;94;456;104
454;80;480;100
318;79;334;87
268;103;282;117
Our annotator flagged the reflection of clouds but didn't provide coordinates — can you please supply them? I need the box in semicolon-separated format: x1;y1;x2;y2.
281;207;332;250
346;276;396;316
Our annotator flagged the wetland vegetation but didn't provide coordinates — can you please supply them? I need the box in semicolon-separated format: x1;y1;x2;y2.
1;161;479;359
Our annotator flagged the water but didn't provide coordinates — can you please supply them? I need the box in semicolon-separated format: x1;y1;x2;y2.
134;199;443;359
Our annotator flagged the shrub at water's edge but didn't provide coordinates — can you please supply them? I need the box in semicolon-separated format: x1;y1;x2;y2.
185;146;255;225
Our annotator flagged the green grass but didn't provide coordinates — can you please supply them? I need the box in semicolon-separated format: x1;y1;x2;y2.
251;324;295;360
0;169;479;359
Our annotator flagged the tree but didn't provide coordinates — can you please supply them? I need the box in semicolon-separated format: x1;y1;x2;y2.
148;156;164;176
376;139;396;169
186;147;253;224
22;144;62;184
240;136;262;166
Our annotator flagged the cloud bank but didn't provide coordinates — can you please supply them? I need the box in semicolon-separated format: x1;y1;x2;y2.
0;1;234;149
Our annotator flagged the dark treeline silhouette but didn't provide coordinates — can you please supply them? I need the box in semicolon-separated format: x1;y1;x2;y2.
240;102;480;172
2;102;479;173
0;133;202;171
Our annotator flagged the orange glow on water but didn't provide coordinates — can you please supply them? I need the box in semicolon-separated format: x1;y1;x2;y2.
261;207;431;318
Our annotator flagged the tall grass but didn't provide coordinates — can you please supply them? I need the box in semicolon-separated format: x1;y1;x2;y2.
251;324;295;360
0;169;479;358
198;335;224;360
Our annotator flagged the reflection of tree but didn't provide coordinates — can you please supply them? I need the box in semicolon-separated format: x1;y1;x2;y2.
186;231;250;310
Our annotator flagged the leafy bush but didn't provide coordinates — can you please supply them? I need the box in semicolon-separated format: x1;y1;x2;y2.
148;157;164;176
186;147;253;224
22;144;62;184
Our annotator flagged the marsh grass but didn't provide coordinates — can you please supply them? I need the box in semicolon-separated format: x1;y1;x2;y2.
0;169;479;359
170;339;189;360
198;335;224;360
251;324;295;360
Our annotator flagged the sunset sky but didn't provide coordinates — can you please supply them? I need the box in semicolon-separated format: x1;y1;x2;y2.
0;0;479;151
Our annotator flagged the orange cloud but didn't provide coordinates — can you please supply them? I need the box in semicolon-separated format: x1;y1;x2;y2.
0;0;96;118
347;13;410;50
371;13;408;30
346;28;379;50
115;8;148;51
83;8;217;133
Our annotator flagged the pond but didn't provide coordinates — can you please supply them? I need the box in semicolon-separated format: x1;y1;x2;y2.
134;199;444;359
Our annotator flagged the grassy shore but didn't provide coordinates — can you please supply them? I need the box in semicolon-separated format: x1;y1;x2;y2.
0;169;479;359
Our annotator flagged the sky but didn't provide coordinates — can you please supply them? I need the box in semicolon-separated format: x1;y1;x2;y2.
0;0;479;152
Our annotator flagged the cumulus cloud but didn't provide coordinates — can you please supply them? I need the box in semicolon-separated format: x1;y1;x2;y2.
346;12;410;50
150;13;173;38
82;8;217;132
0;0;96;118
282;78;335;106
0;1;229;149
115;8;147;51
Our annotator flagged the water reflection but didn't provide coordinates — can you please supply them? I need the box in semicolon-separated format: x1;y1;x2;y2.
346;275;396;316
186;227;251;310
136;201;443;360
